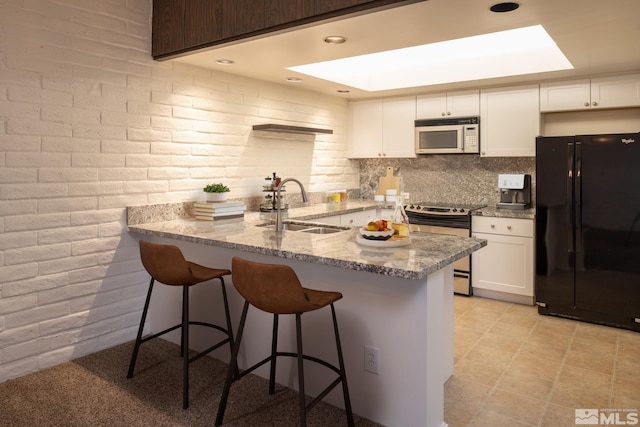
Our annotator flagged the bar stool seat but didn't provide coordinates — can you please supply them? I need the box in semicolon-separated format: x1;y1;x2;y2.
215;257;354;427
127;240;236;409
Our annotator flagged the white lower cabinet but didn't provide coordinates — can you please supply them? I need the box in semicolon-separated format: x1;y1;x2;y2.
471;216;535;304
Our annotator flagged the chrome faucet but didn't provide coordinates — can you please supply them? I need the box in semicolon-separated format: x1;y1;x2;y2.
275;178;309;231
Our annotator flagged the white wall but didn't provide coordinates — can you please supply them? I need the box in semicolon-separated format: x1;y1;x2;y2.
0;0;357;382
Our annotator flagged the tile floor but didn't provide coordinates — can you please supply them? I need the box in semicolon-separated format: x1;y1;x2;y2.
445;295;640;427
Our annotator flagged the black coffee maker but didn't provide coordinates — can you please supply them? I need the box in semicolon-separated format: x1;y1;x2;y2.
496;174;531;209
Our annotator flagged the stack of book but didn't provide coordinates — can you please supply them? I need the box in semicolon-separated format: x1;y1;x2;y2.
194;201;247;221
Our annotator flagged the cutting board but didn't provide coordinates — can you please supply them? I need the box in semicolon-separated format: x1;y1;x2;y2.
378;166;400;196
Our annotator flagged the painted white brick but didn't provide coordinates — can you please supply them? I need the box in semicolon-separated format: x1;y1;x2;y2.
0;294;38;316
38;224;99;245
68;181;123;197
5;152;71;167
38;197;98;214
125;154;171;167
38;168;98;183
3;334;71;364
37;339;99;371
0;357;39;382
2;273;69;298
38;281;101;306
127;128;172;142
72;123;126;140
38;253;99;276
42;136;101;153
42;105;101;126
0;167;38;183
127;99;172;116
0;135;41;152
0;263;38;283
4;301;69;329
149;141;193;155
38;311;90;336
101;110;150;130
67;265;108;285
70;208;123;226
72;236;120;255
121;180;168;195
97;193;148;209
8;86;73;107
146;167;189;180
4;212;70;232
4;243;70;265
72;152;125;167
98;167;148;181
98;221;125;237
0;324;39;348
0;100;41;120
0;183;68;200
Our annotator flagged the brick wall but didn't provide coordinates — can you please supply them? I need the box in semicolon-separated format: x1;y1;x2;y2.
0;0;356;382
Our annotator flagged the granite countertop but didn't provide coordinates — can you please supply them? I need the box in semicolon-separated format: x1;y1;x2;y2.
127;201;486;281
472;205;536;220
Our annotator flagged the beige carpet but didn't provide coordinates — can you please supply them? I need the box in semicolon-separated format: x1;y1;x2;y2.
0;339;380;427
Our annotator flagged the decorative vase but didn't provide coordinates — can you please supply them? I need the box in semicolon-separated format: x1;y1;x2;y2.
205;192;228;202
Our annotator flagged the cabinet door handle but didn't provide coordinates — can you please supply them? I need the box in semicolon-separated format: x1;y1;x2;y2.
490;224;495;228
507;225;512;230
592;101;598;107
441;112;446;116
446;111;451;116
584;102;590;107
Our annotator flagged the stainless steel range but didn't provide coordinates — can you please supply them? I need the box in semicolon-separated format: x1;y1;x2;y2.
405;203;486;295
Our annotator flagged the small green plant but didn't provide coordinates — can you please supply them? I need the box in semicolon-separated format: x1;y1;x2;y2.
203;183;230;193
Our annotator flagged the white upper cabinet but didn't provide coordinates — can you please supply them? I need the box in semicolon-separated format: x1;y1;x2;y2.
540;73;640;112
480;84;540;157
416;90;480;118
349;96;416;158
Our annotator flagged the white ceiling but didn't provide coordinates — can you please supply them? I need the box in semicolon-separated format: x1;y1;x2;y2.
173;0;640;100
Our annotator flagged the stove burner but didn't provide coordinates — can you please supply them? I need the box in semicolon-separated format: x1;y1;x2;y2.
405;203;485;217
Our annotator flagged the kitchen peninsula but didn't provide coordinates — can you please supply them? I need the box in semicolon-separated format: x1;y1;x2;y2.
127;201;486;427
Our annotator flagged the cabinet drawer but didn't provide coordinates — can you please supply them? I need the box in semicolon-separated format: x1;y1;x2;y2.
472;216;533;237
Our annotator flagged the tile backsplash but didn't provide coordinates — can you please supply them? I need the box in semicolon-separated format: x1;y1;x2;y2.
359;156;536;206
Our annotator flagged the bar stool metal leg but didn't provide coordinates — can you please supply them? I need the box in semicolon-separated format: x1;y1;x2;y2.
296;313;306;427
332;303;354;426
182;284;190;409
268;314;278;395
215;300;249;427
127;277;155;379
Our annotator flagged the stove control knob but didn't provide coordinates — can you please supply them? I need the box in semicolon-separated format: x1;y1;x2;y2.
409;205;415;209
415;205;421;210
460;208;465;213
452;208;458;212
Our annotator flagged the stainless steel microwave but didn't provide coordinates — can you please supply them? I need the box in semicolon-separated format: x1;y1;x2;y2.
415;116;480;154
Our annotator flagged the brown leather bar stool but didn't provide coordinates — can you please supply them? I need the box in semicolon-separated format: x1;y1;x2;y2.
215;257;354;427
128;240;236;409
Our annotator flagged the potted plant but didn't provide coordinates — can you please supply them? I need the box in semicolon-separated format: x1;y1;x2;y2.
203;183;230;202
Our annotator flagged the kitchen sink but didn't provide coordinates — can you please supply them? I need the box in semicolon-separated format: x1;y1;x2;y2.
259;222;350;234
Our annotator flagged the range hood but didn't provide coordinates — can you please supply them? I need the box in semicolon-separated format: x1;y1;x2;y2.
252;124;333;134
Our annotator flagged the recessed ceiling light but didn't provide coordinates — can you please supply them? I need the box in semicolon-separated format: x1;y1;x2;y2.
323;36;347;44
285;77;302;83
288;25;573;92
215;59;234;65
490;2;520;13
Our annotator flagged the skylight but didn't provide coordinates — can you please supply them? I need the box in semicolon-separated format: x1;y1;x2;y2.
287;25;573;92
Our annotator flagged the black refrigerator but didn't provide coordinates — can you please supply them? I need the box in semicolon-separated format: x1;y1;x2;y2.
535;133;640;332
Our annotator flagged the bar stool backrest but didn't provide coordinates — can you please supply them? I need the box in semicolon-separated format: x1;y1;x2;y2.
139;240;195;286
231;257;319;314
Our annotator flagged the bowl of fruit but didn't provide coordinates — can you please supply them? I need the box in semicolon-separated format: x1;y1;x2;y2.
360;219;395;240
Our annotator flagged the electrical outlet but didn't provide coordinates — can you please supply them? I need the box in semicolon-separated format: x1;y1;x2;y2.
364;345;380;374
